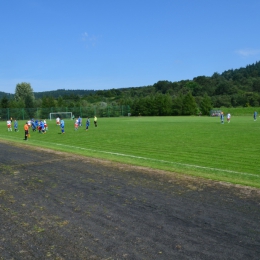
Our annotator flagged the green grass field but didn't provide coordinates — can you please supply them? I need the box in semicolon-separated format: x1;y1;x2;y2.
0;116;259;188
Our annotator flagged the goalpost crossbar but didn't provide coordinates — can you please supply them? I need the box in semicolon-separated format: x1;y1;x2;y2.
49;112;73;120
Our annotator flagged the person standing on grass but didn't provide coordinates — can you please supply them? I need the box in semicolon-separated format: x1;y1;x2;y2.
78;116;82;127
227;113;231;123
24;122;29;140
254;111;257;121
220;112;224;124
40;120;46;134
86;117;90;131
31;120;37;132
74;119;79;130
94;115;97;127
14;119;19;132
44;119;48;130
27;119;31;129
7;119;12;131
56;117;60;126
60;118;65;134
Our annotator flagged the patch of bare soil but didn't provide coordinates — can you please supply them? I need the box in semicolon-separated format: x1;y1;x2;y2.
0;140;259;260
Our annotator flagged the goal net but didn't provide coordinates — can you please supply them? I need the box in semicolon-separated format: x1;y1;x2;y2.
49;112;73;120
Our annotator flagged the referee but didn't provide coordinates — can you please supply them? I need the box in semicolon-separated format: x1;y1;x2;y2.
24;122;29;140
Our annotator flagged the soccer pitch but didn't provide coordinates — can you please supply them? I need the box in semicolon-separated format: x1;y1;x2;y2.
0;116;259;188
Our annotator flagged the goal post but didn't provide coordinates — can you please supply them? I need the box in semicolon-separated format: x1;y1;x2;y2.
49;112;73;120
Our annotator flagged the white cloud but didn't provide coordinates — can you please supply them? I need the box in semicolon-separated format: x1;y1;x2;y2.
82;32;88;41
235;48;260;57
81;32;99;47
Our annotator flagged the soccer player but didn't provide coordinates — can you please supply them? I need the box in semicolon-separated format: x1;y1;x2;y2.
27;119;31;128
60;118;65;134
44;119;48;130
254;111;257;121
31;120;37;131
227;113;231;123
78;116;82;127
74;119;79;130
56;117;60;126
94;116;97;127
37;120;42;133
24;122;29;140
39;120;46;133
7;119;12;131
14;120;19;132
220;112;224;124
86;117;90;131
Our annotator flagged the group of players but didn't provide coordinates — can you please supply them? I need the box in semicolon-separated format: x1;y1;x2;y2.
30;119;48;133
7;118;48;133
6;118;49;140
220;112;231;124
56;115;97;133
6;115;98;141
23;119;48;140
219;111;258;124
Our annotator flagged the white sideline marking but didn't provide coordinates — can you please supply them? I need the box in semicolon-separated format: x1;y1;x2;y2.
54;143;259;178
1;136;259;178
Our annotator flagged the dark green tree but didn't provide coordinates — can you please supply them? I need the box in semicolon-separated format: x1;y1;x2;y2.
0;96;9;108
185;81;203;96
172;94;183;115
245;92;260;107
182;92;197;115
24;94;35;119
153;81;172;94
252;79;260;92
213;95;232;107
14;82;34;102
24;94;34;108
41;96;56;118
0;96;10;120
57;96;64;107
41;96;56;108
200;94;212;115
156;93;172;115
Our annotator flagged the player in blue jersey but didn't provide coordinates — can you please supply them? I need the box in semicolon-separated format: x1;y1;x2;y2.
86;117;90;131
60;119;65;134
40;120;46;133
78;116;82;127
14;119;19;132
31;120;37;131
253;111;257;121
220;112;224;124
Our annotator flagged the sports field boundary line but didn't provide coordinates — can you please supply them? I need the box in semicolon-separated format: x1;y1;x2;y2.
56;143;259;178
2;135;257;179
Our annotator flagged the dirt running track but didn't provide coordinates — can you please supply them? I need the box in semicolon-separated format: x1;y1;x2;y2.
0;141;259;260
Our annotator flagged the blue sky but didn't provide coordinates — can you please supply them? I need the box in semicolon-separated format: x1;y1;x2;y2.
1;0;260;93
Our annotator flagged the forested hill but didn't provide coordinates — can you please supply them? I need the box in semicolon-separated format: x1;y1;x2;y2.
34;89;96;99
35;60;260;107
0;91;12;99
1;61;260;110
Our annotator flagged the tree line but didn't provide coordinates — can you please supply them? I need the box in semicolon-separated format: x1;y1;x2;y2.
1;61;260;117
